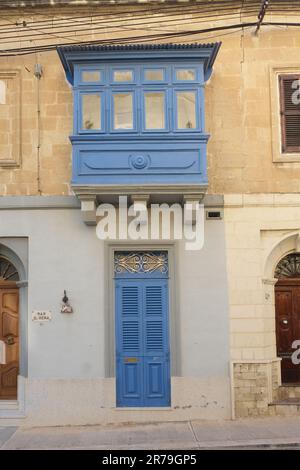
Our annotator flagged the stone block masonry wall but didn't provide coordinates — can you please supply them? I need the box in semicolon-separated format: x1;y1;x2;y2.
272;360;281;402
225;197;300;418
0;53;72;195
0;6;300;195
234;361;281;418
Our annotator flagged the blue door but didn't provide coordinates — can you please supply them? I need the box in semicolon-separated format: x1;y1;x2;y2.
115;252;170;407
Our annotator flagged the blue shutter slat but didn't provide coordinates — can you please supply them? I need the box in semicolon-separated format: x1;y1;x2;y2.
122;321;140;351
146;321;163;350
116;270;170;407
143;280;170;406
116;281;143;406
145;286;163;315
122;286;139;315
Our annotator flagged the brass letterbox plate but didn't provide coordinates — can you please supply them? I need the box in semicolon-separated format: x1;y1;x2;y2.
124;357;138;363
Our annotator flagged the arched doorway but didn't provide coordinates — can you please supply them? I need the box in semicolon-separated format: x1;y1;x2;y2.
275;253;300;384
0;255;20;399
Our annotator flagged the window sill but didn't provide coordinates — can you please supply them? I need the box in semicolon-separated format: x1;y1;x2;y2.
273;154;300;163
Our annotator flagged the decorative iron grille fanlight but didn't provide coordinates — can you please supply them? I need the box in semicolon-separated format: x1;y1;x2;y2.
0;256;19;282
114;251;168;275
275;253;300;279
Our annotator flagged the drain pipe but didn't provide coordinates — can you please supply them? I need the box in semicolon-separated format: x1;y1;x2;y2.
34;62;43;195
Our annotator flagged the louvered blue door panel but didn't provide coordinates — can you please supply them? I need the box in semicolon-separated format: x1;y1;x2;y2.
115;278;170;407
116;281;143;406
143;280;170;406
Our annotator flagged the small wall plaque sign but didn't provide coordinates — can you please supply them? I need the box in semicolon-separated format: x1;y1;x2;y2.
32;310;52;322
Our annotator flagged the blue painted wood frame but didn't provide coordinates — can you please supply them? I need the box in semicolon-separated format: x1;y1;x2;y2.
141;88;170;134
77;89;106;134
70;137;208;185
57;44;221;85
57;43;221;190
142;66;169;84
76;66;105;86
173;64;201;84
173;88;202;133
110;89;138;133
111;66;137;85
115;251;170;407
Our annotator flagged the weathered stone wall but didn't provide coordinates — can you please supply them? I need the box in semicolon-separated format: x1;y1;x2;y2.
0;6;299;195
234;360;281;417
225;194;300;417
225;195;300;364
0;52;72;195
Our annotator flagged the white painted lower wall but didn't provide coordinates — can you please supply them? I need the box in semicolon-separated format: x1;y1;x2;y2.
21;376;231;426
0;203;231;425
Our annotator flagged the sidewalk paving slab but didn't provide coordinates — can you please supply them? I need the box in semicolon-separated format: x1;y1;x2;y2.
0;427;17;448
1;421;196;450
1;417;300;450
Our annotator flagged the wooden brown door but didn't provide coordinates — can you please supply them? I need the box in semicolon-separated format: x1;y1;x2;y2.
0;286;19;399
276;279;300;383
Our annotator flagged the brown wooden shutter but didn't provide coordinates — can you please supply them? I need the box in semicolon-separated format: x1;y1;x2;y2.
279;74;300;153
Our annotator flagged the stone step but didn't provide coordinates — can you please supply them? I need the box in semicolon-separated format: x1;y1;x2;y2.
269;398;300;416
278;385;300;400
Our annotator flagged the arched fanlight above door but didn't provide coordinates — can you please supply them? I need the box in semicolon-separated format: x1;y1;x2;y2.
275;253;300;279
0;256;19;282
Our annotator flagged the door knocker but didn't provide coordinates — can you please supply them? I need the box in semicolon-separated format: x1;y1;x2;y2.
5;335;15;345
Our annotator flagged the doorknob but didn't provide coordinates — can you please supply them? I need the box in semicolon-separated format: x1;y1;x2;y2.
5;335;15;345
282;319;289;325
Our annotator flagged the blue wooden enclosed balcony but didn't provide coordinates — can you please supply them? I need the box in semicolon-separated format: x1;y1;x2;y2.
58;43;220;209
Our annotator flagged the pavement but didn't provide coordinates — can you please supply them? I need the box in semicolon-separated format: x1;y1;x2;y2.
1;417;300;450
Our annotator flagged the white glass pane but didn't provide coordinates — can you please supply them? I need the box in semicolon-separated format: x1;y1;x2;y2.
82;94;101;130
113;93;133;129
113;70;133;82
145;92;165;130
177;91;197;129
145;69;164;81
176;69;196;81
82;70;101;82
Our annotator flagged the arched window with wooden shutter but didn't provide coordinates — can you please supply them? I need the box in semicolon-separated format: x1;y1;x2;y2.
279;74;300;153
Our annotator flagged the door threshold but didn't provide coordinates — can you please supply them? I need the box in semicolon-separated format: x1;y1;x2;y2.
0;399;26;419
115;407;172;411
0;400;18;410
281;383;300;387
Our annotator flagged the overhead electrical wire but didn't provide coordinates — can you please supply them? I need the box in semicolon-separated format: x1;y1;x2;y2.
0;0;296;34
0;3;261;26
0;9;257;35
0;3;277;38
0;11;262;44
0;21;286;56
0;1;298;55
0;2;260;46
0;1;296;34
0;5;262;26
0;3;260;31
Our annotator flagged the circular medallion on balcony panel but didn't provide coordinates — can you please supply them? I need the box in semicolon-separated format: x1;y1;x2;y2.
130;154;150;170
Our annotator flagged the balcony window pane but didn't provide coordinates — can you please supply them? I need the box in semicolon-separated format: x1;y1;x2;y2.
113;93;133;129
113;70;133;82
82;94;101;130
177;91;196;129
145;69;164;81
82;70;101;82
176;69;196;81
145;92;165;129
